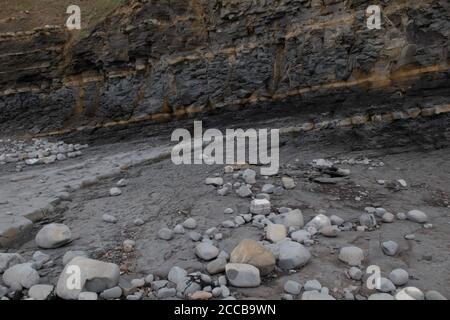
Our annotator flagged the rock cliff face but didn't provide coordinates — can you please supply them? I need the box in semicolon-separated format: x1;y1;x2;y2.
0;0;449;135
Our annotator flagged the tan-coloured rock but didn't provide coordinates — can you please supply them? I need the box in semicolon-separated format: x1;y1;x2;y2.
230;239;276;276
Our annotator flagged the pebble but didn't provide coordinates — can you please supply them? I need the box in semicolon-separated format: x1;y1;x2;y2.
301;290;335;300
220;284;230;297
2;263;40;291
182;218;197;229
359;213;377;228
206;257;227;275
212;287;222;297
277;240;311;270
304;279;322;291
305;214;331;230
281;177;296;189
236;185;252;197
290;230;311;244
78;292;98;300
102;214;118;223
189;231;202;242
224;166;234;173
195;243;219;261
109;187;122;196
230;239;276;276
425;290;447;300
368;293;394;300
224;208;234;214
261;184;275;194
330;215;344;226
100;286;122;299
242;169;256;184
320;225;340;237
395;287;424;300
158;228;174;240
406;210;428;223
134;218;145;226
190;291;212;300
273;209;304;229
250;199;271;215
266;224;287;242
377;277;396;293
168;266;187;284
348;267;363;281
28;284;54;300
157;287;177;299
173;224;185;234
381;240;399;256
284;280;302;295
338;246;364;266
382;212;395;223
389;268;409;286
404;234;416;240
35;223;72;249
225;263;261;288
221;220;235;228
397;212;407;220
205;177;223;186
116;179;127;187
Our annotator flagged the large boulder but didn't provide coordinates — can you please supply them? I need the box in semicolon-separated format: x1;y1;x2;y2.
230;239;276;276
35;223;72;249
56;257;120;300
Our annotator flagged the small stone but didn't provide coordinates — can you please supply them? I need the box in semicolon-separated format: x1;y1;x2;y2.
281;177;296;189
144;274;154;284
236;185;252;197
168;266;187;284
173;224;185;234
330;215;344;226
102;214;117;223
381;241;398;256
123;240;135;253
224;166;234;173
230;239;276;276
183;218;197;229
225;263;261;288
359;213;377;228
250;199;271;215
397;212;407;220
266;224;287;242
339;246;364;266
116;179;127;187
425;290;447;300
320;225;339;237
377;278;396;293
206;257;227;275
221;220;235;228
382;212;395;223
62;250;88;265
406;210;428;223
100;286;122;299
242;169;256;184
305;214;331;230
190;291;212;300
195;243;219;261
205;177;223;186
28;284;54;300
397;179;407;187
281;293;294;300
158;228;174;240
389;268;409;286
261;184;275;194
304;279;322;291
290;230;311;244
423;223;433;229
284;280;302;295
395;287;424;300
404;234;416;240
224;208;234;214
348;267;363;281
368;293;394;300
2;263;40;291
189;232;202;242
220;284;230;297
273;209;304;229
157;287;176;299
134;218;145;226
109;187;122;196
78;292;98;300
212;287;222;297
277;241;311;270
301;290;335;300
35;223;72;249
234;216;246;226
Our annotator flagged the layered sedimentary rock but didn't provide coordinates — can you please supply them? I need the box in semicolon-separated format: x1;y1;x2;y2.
0;0;449;135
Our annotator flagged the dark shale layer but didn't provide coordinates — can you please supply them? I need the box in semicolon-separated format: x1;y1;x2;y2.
0;0;449;135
